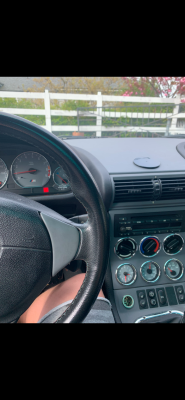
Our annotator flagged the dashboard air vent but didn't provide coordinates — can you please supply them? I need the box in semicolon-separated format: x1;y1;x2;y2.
160;178;185;200
114;177;185;203
114;179;155;203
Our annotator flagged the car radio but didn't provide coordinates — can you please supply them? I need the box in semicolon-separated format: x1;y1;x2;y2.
114;211;185;237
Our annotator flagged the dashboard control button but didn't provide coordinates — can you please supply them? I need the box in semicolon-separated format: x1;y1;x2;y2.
137;291;148;309
138;291;145;299
140;299;147;308
146;289;158;307
148;291;155;298
178;294;185;302
120;226;126;232
175;286;185;303
157;289;167;305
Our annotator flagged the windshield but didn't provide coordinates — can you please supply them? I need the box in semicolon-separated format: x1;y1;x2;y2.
0;77;185;138
75;103;185;139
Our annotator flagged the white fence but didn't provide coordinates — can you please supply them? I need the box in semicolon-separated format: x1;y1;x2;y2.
0;90;185;136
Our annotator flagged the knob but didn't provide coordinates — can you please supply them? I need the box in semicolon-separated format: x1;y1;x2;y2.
115;238;137;259
140;237;160;257
163;234;184;255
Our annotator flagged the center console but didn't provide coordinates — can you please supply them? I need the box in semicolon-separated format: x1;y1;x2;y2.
109;206;185;323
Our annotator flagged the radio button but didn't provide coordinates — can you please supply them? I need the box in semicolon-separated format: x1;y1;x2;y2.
120;227;126;232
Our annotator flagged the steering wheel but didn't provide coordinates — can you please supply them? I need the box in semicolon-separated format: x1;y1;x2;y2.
0;112;109;323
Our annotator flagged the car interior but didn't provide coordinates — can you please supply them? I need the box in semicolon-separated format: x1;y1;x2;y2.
1;111;185;323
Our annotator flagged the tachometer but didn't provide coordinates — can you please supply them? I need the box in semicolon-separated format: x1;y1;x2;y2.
11;152;51;188
0;158;9;189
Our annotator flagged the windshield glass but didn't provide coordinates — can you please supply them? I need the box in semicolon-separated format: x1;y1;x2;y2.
76;102;185;138
0;77;185;138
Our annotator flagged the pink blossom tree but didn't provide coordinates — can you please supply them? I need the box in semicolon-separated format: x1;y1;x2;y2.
122;77;185;102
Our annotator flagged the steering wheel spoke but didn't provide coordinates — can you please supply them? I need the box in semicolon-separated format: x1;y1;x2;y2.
40;212;81;276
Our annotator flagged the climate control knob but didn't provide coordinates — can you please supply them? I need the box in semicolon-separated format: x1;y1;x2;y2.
115;238;137;259
163;234;184;255
140;236;160;257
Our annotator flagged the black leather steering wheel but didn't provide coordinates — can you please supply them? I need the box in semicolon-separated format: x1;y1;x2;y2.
0;112;109;323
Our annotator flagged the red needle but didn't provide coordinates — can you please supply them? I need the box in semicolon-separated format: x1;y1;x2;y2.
125;276;127;283
57;175;67;184
168;267;173;272
13;170;36;174
149;263;151;270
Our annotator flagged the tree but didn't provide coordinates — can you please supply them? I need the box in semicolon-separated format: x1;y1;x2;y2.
25;77;125;95
121;77;185;101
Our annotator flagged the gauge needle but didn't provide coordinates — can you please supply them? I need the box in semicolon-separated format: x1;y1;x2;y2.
57;175;67;184
13;170;37;174
168;267;173;272
149;263;151;269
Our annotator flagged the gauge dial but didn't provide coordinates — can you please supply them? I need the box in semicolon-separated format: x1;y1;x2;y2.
11;152;51;188
53;167;70;191
0;158;9;189
116;263;137;285
164;259;184;281
140;261;161;282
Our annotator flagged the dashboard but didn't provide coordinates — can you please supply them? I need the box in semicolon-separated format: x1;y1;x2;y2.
1;129;185;323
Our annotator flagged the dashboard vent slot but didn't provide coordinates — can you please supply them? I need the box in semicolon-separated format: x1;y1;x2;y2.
160;178;185;200
114;179;155;203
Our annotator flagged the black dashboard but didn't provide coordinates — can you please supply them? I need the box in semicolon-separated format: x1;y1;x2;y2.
1;131;185;323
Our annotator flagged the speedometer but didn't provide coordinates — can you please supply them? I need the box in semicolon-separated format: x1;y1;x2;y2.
11;152;51;188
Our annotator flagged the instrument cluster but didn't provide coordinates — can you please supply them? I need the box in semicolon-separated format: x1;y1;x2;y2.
0;151;71;194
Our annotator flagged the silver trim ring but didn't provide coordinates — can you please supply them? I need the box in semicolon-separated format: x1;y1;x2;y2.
114;237;138;260
115;263;137;286
0;158;9;189
163;233;184;256
122;295;134;309
140;261;161;283
135;310;184;323
164;259;184;281
11;151;51;188
139;236;161;258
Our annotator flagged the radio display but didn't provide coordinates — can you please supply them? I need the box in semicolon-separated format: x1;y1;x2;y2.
114;212;184;237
